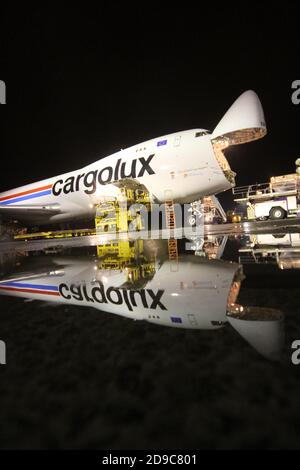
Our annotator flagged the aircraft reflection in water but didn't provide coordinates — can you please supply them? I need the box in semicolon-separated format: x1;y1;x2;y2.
0;239;284;361
239;232;300;269
189;234;228;259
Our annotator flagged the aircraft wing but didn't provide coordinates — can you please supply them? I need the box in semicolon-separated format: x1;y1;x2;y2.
0;204;61;220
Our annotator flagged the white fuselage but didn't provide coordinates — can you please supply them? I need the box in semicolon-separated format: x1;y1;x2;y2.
0;130;232;224
0;255;238;329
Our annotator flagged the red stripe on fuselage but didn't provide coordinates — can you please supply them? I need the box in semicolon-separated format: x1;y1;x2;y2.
0;286;60;296
0;184;53;202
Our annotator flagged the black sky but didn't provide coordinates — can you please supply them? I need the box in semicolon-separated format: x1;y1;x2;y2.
1;4;300;209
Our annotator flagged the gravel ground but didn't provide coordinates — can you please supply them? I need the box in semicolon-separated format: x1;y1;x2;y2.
0;276;299;449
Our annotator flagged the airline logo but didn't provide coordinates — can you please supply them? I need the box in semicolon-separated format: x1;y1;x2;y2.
0;281;59;296
59;281;167;312
0;280;166;312
0;155;155;205
0;184;53;205
52;154;155;196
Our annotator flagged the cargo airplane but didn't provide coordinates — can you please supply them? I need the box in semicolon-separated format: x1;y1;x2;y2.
0;90;266;225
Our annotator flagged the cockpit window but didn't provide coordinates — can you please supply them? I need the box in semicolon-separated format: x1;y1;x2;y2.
195;131;211;137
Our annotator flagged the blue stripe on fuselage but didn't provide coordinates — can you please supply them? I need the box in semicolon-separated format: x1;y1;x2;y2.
0;190;52;206
0;282;58;291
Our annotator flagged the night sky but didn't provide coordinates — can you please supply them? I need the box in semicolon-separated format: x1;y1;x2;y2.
1;5;300;209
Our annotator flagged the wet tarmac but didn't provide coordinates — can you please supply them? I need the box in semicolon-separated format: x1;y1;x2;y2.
0;218;299;254
0;228;299;449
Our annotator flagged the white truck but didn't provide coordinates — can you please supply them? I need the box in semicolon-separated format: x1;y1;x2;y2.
238;232;300;269
233;172;300;221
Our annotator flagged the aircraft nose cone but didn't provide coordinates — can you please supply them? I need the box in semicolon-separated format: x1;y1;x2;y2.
212;90;267;143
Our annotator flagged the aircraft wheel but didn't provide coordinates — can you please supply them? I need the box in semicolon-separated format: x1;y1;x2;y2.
188;215;196;226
